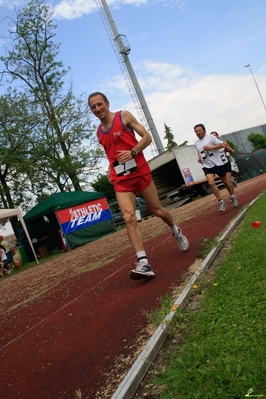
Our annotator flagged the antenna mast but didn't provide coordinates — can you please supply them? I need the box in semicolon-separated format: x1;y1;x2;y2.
95;0;164;154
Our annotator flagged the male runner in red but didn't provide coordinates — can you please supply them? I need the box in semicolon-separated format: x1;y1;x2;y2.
88;92;189;280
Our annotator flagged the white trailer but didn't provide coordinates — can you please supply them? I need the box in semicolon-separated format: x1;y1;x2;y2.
149;145;228;203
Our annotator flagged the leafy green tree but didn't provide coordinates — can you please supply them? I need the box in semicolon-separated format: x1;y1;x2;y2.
0;0;103;194
179;140;188;147
247;133;266;151
226;139;238;153
0;89;36;208
163;123;177;150
0;88;58;211
0;89;38;234
91;174;116;204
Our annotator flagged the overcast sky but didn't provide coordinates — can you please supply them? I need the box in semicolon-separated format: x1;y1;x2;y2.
1;0;266;162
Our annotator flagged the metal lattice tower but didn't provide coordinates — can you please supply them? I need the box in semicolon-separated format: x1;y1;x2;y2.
95;0;164;154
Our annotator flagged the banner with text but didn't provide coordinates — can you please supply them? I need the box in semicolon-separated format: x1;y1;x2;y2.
56;198;112;235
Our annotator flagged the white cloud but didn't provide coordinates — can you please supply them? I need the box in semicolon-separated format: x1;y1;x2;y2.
51;0;96;19
100;60;266;156
51;0;187;20
0;0;23;7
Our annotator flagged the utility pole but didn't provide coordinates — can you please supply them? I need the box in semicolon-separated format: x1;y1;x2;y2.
244;64;266;112
95;0;164;154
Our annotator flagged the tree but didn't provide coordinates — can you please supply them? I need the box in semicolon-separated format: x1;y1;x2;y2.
91;174;116;204
226;139;238;154
163;123;177;150
247;133;266;151
0;89;37;209
0;89;39;235
0;0;103;194
179;140;188;147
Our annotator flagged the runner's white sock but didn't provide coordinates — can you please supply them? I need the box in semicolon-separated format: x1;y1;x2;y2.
136;251;148;264
171;225;179;236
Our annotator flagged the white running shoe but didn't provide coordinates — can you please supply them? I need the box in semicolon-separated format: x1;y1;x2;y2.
231;176;238;188
129;260;155;280
219;200;227;212
173;229;189;251
231;196;238;207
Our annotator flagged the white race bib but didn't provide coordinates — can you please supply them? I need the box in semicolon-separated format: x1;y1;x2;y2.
113;159;138;177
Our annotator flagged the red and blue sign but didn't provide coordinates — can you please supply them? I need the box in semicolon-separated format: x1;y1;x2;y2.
182;168;195;186
56;198;112;235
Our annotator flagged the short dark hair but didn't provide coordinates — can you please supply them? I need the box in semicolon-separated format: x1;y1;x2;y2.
88;92;108;107
210;131;219;138
194;123;206;131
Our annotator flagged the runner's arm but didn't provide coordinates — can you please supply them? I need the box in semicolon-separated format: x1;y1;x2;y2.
121;110;152;154
223;141;235;154
116;110;152;163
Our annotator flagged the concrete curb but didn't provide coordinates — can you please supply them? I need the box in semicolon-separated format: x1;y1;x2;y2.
111;194;263;399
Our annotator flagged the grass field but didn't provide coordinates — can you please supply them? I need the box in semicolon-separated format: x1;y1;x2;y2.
145;191;266;399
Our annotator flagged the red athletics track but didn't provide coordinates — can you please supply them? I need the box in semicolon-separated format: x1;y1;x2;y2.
0;175;265;399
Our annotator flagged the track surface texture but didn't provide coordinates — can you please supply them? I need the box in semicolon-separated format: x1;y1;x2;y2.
0;175;265;399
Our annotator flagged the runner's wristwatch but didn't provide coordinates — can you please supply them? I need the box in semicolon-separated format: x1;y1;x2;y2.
131;149;137;158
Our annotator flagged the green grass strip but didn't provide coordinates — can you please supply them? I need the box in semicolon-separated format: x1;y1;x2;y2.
156;192;266;399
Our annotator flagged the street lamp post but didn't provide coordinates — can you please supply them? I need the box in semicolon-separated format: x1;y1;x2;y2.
244;64;266;112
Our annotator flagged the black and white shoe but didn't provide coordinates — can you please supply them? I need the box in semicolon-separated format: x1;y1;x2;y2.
173;229;189;251
231;195;238;207
219;200;227;212
129;260;155;280
231;176;238;188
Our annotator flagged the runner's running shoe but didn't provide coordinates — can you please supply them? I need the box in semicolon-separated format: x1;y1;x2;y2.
219;200;227;212
173;230;189;251
129;260;155;280
231;195;238;207
231;176;238;188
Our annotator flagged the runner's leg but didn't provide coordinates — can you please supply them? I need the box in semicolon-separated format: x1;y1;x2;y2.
140;180;175;227
205;173;223;201
115;191;144;253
